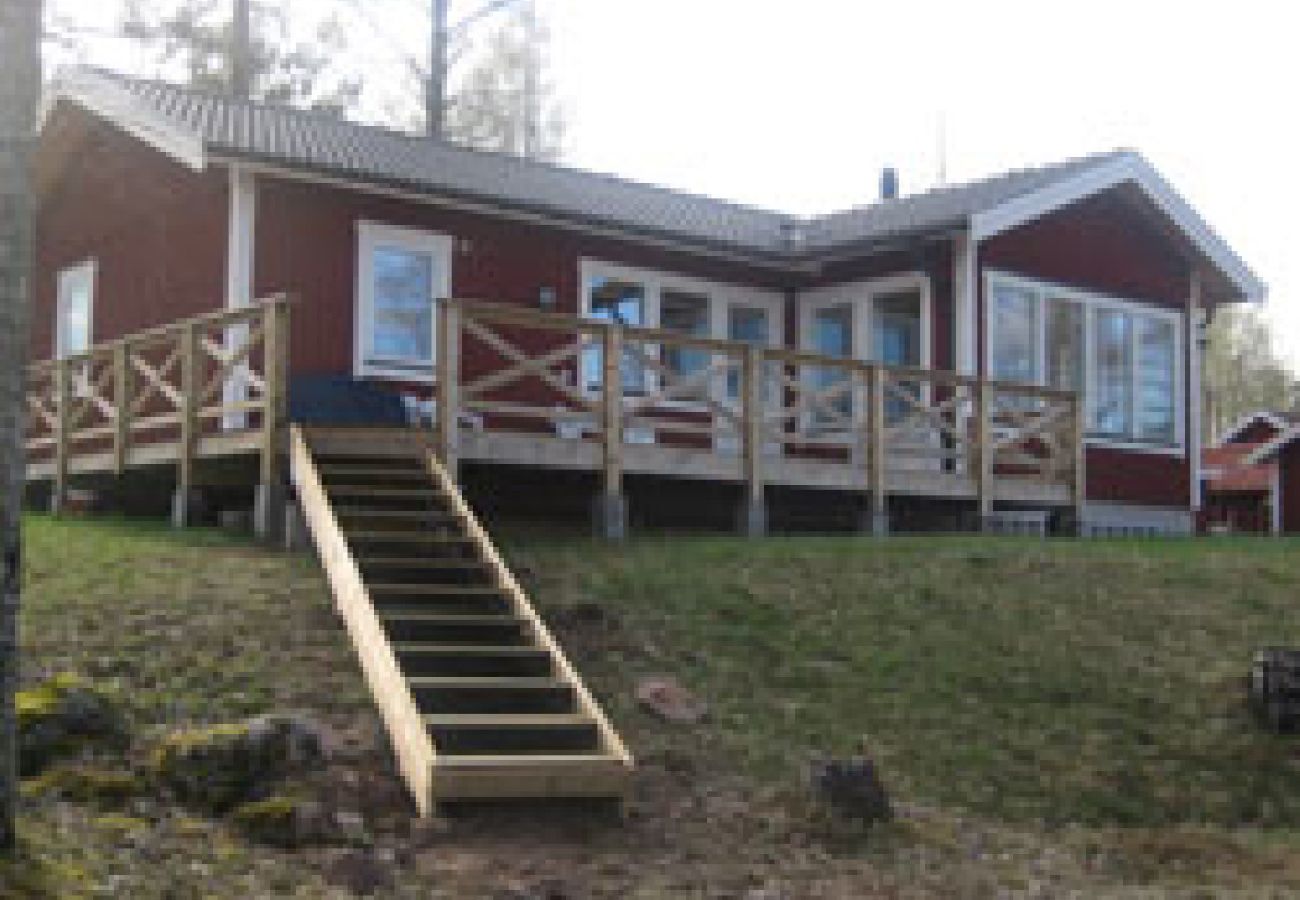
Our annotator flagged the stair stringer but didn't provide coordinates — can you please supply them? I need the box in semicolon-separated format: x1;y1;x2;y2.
288;425;437;816
420;448;635;794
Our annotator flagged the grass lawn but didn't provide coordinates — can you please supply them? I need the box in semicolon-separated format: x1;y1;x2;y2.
8;514;1300;896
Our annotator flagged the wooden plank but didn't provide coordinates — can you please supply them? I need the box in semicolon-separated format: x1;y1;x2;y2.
113;341;130;475
436;300;460;473
601;324;624;513
741;343;764;527
52;358;70;513
868;366;887;527
422;449;634;777
177;322;199;512
289;426;437;816
976;381;994;521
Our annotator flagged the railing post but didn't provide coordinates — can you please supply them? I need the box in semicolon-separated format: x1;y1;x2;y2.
975;381;994;530
51;358;70;515
739;344;766;537
172;322;199;528
1072;392;1087;536
436;299;461;478
112;341;131;475
597;323;626;540
255;298;290;541
868;365;888;536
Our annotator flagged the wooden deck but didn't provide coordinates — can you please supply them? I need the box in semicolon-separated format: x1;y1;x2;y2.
25;297;1084;535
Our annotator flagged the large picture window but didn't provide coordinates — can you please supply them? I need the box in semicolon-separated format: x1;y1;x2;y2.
986;272;1184;449
356;221;452;380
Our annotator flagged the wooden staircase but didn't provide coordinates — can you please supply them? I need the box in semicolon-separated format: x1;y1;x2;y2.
289;426;632;814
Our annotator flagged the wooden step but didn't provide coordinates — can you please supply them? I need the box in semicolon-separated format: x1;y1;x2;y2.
424;713;603;755
336;508;459;523
319;466;428;479
408;676;576;715
394;644;554;678
345;530;471;543
430;753;629;801
359;557;488;569
381;612;529;645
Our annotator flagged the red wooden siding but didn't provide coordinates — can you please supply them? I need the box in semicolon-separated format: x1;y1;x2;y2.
979;188;1193;510
252;173;791;382
33;106;228;358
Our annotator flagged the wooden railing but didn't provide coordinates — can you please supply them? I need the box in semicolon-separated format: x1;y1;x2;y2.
435;299;1086;528
25;296;291;517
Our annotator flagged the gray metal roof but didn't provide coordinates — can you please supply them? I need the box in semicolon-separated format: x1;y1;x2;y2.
52;68;1136;258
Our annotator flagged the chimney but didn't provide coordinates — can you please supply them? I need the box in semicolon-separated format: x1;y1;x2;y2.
880;167;899;201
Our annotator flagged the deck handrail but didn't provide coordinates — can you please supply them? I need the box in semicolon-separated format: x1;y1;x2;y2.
25;295;292;521
435;297;1088;530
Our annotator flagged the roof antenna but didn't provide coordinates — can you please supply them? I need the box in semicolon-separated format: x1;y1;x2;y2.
936;112;948;187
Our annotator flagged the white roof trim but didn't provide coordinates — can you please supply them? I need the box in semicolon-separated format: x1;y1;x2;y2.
1245;425;1300;465
969;152;1266;304
40;71;207;173
1216;411;1290;447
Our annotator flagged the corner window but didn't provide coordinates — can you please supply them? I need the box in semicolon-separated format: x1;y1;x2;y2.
56;260;95;359
985;272;1184;449
356;222;451;380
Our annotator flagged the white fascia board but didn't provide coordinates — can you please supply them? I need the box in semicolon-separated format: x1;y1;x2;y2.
41;76;207;173
1216;411;1289;447
969;153;1266;305
1245;425;1300;466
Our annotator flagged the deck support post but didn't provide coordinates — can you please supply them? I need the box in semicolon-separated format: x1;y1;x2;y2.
740;344;767;537
867;366;889;536
1069;391;1088;537
436;299;461;481
50;358;70;515
174;322;199;529
283;498;310;553
975;381;995;532
253;480;287;542
170;487;206;528
597;324;626;541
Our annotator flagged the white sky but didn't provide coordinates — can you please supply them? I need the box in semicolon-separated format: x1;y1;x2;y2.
50;0;1299;370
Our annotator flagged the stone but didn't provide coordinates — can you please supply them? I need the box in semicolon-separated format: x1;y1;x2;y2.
16;674;128;776
809;755;893;824
149;714;330;813
635;676;708;725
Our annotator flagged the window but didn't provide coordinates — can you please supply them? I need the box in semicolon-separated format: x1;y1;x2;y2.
985;272;1184;449
56;260;95;359
989;282;1038;383
660;289;710;398
1093;309;1133;437
356;222;451;380
579;260;782;403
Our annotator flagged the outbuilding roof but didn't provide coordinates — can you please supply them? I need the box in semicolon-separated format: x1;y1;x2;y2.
43;67;1265;300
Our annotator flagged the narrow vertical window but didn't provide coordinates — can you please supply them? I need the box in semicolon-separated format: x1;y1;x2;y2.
56;260;95;359
660;289;710;399
989;283;1038;383
810;303;853;427
1136;317;1177;444
1045;299;1085;392
726;304;770;400
584;277;647;394
1093;309;1133;437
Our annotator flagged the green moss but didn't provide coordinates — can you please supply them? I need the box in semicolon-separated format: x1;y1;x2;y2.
16;674;127;776
21;765;143;806
149;723;257;813
229;795;306;848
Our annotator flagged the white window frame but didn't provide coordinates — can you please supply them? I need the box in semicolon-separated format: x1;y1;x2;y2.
796;273;933;432
354;220;453;382
984;269;1186;455
55;259;96;360
577;258;784;408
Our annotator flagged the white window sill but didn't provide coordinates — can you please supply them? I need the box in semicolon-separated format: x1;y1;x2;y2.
358;362;436;384
1084;437;1186;457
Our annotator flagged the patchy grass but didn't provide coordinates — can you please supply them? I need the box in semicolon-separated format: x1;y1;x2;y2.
8;514;1300;896
511;533;1300;829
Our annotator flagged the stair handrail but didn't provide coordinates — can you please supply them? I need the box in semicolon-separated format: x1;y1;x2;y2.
422;447;634;771
289;425;438;815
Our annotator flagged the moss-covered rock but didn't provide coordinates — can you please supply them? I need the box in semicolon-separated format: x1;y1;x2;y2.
17;674;128;776
149;714;328;813
21;764;143;806
229;795;323;848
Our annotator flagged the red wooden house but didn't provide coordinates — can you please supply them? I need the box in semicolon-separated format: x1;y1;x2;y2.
27;68;1266;538
1241;414;1300;535
20;66;1274;811
1200;411;1299;535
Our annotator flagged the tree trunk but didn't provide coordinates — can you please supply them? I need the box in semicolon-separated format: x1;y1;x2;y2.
0;0;41;852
